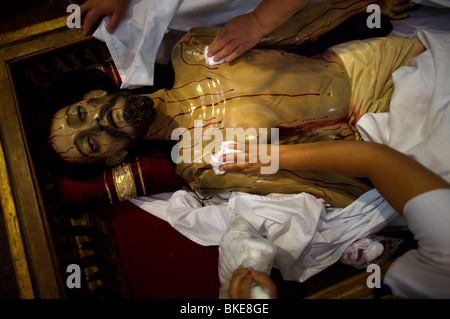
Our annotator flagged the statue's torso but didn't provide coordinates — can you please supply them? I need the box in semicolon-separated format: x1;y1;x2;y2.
163;30;352;145
148;29;369;208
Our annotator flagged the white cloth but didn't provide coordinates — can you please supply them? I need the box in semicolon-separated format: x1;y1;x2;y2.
383;189;450;298
356;30;450;183
130;187;396;283
170;0;262;31
218;214;277;298
94;0;262;88
94;0;181;89
130;189;231;246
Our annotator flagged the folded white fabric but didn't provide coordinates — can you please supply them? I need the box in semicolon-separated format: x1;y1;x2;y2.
93;0;262;88
93;0;182;89
209;141;243;175
130;186;396;285
204;46;226;66
218;214;276;298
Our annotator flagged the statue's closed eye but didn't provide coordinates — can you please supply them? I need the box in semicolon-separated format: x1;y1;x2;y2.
78;105;86;122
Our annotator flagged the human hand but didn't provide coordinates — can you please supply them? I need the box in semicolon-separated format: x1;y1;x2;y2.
207;13;266;63
380;0;417;20
228;266;277;299
219;143;278;176
80;0;130;35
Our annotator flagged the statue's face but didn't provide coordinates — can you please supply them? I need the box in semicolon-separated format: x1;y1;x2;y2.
48;91;155;165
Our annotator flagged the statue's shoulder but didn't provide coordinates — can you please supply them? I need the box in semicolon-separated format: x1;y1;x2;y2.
171;27;220;71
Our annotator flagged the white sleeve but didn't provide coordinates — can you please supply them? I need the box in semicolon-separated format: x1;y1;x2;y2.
383;188;450;298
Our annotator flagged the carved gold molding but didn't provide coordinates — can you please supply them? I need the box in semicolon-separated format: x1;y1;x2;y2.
0;24;86;298
0;17;68;48
0;138;34;298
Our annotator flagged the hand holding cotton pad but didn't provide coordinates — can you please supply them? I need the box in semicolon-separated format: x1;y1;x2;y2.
204;46;227;66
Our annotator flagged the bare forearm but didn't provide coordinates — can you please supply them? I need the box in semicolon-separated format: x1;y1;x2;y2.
279;141;450;213
251;0;310;34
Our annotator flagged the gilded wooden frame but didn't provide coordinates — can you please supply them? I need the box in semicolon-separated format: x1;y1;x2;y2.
0;17;90;299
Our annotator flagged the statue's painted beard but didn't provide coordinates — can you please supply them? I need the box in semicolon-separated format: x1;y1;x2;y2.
100;91;156;141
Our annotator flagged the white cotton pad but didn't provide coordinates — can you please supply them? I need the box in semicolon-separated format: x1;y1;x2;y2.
204;46;226;66
209;141;243;175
